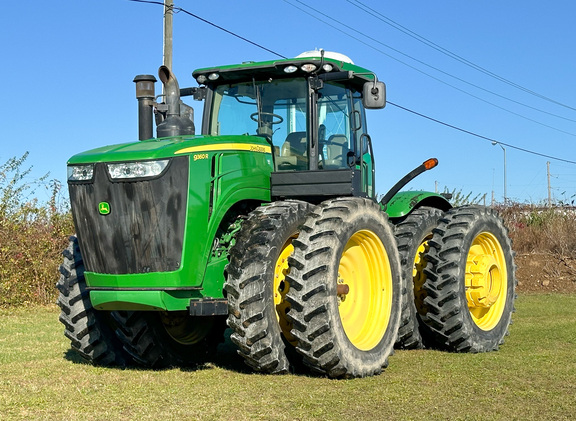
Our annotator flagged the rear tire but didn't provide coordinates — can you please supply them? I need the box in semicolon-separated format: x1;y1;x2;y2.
393;206;444;349
286;198;402;378
56;236;129;366
224;200;312;374
113;311;226;368
422;206;517;352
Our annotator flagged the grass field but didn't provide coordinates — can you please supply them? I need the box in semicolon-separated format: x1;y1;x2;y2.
1;293;575;420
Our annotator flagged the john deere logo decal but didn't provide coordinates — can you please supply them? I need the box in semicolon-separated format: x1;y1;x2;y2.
98;202;110;215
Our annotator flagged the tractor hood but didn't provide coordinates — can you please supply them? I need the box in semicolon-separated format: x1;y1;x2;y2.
67;135;272;165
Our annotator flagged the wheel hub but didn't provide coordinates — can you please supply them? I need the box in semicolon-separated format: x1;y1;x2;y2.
466;254;502;308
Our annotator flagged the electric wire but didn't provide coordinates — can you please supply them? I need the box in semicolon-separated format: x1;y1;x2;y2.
127;0;286;58
127;0;576;166
345;0;576;122
284;0;576;135
388;101;576;165
347;0;576;113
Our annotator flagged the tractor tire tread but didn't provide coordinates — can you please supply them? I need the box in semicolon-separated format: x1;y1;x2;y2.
224;200;312;374
286;197;402;378
422;205;517;352
56;236;129;366
393;206;444;349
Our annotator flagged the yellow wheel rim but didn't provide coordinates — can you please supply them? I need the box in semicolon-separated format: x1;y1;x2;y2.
465;232;508;331
413;234;432;313
337;230;392;351
274;237;297;345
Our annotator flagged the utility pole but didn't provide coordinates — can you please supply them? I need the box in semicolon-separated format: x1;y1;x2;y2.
492;142;507;205
163;0;173;71
547;161;552;207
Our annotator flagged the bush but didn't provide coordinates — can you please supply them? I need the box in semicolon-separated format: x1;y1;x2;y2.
498;204;576;255
0;154;74;308
442;188;486;207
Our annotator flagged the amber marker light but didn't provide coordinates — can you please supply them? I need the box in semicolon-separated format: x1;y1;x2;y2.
423;158;438;170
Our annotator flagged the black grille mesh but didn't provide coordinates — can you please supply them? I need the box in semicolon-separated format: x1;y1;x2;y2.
69;157;188;274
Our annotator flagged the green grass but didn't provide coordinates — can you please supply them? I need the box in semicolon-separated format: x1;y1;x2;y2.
1;294;575;420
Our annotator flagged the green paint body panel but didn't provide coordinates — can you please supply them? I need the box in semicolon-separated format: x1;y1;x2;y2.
69;135;273;311
90;290;200;311
67;135;270;164
385;190;452;218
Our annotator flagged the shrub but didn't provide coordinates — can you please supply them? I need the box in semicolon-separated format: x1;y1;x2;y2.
442;188;486;207
498;204;576;255
0;154;74;308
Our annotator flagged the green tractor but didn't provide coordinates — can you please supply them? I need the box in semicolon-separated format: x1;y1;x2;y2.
57;51;516;378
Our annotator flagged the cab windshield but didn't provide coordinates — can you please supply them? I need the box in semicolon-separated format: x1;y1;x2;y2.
209;79;307;167
208;78;365;172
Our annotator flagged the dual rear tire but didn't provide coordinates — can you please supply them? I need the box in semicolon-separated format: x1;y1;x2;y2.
112;311;225;368
393;206;444;349
394;205;516;353
421;206;516;352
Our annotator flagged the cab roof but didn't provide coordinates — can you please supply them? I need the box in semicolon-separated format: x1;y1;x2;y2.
192;54;377;90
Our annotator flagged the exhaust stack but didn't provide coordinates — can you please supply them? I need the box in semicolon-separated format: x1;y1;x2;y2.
156;66;194;138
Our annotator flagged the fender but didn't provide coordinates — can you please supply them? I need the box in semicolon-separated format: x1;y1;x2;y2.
385;190;452;219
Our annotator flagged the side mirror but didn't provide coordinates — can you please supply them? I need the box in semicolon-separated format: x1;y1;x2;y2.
363;81;386;109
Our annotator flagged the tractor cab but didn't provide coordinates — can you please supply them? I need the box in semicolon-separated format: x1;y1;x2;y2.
192;51;386;202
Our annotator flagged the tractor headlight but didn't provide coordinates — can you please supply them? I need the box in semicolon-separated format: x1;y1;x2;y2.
301;63;317;73
107;159;169;180
67;164;94;181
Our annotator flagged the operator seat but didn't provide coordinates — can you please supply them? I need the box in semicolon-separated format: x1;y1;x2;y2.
281;131;307;157
324;134;348;169
276;131;307;170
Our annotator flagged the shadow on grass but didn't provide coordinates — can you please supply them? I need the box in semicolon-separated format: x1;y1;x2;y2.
63;328;313;376
62;328;251;374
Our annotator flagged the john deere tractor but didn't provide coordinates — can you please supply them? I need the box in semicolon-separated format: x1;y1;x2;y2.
57;51;516;378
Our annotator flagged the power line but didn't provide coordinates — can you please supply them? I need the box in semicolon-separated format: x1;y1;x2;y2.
345;0;576;121
283;0;576;136
127;0;286;58
347;0;576;113
387;101;576;165
127;0;576;166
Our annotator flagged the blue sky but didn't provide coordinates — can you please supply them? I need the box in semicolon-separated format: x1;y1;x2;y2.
2;0;575;205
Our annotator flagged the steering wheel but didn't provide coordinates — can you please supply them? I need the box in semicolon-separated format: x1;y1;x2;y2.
250;112;284;125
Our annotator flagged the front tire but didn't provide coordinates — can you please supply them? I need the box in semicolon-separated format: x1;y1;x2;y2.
224;200;312;374
422;206;517;352
56;236;129;366
286;198;402;378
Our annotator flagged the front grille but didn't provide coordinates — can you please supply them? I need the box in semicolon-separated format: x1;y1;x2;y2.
69;156;189;274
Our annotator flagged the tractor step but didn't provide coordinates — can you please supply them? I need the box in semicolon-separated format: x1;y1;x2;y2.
188;299;228;316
